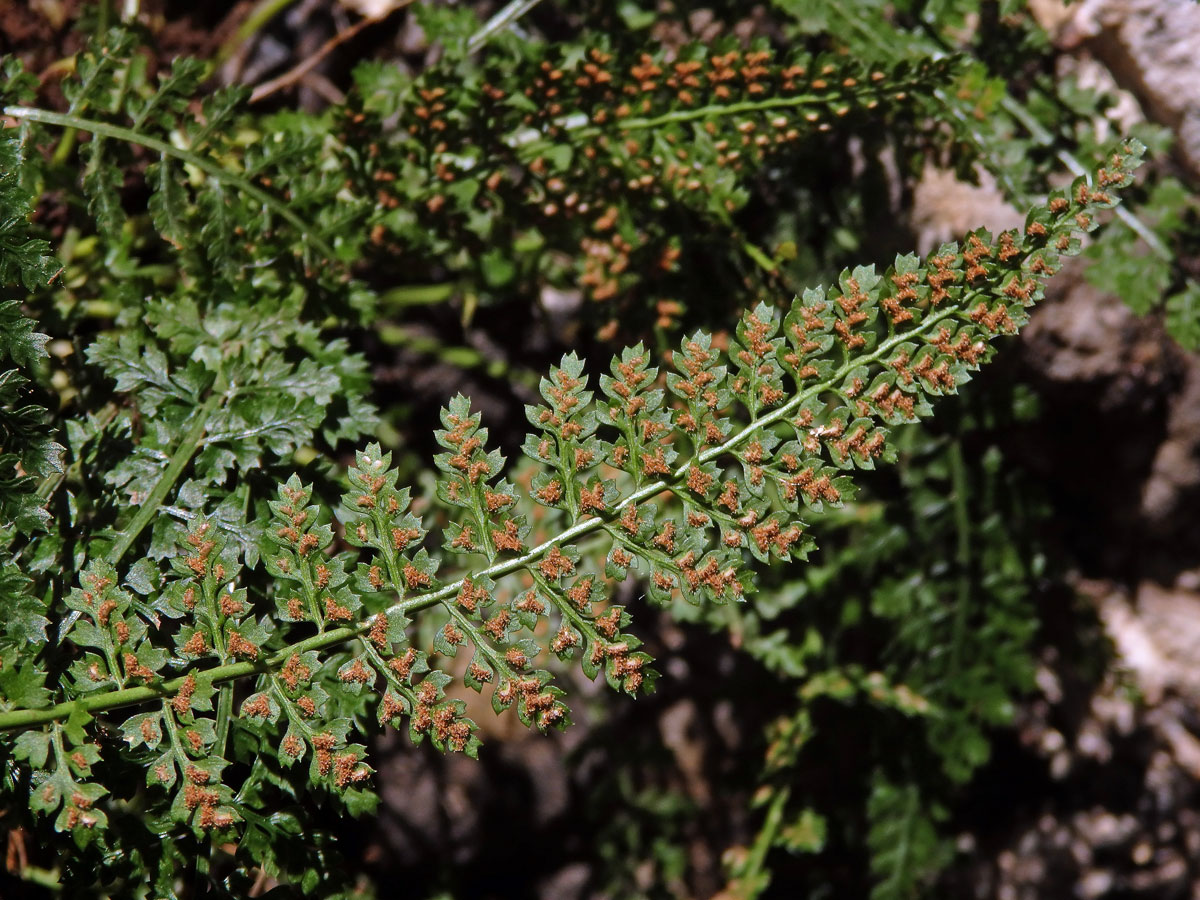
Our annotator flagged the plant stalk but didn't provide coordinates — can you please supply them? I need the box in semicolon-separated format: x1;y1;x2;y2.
467;0;546;53
104;392;222;567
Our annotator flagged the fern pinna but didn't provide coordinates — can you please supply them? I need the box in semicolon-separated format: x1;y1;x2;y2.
0;136;1143;858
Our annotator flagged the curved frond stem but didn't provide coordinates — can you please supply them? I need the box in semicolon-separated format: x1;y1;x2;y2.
947;438;971;684
617;92;886;133
467;0;546;54
268;678;319;742
104;390;224;568
215;0;296;66
506;83;941;153
2;105;338;263
603;524;685;576
160;700;197;774
213;683;234;762
359;638;421;708
444;605;521;684
530;570;611;649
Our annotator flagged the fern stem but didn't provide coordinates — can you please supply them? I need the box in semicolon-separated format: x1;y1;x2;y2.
618;93;865;133
446;605;520;685
214;682;234;762
743;786;789;896
466;0;545;53
1;105;338;263
11;865;60;889
891;784;918;894
503;77;931;152
216;0;296;66
268;678;319;742
0;632;351;730
360;638;421;709
49;724;70;778
50;128;79;167
161;700;196;775
742;240;777;275
947;438;971;683
530;570;609;649
513;89;900;152
104;391;222;568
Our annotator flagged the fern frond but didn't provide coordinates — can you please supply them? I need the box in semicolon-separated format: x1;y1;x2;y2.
0;141;1143;854
352;42;959;327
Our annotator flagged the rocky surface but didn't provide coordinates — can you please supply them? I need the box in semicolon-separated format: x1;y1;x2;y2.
1050;0;1200;181
913;5;1200;894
